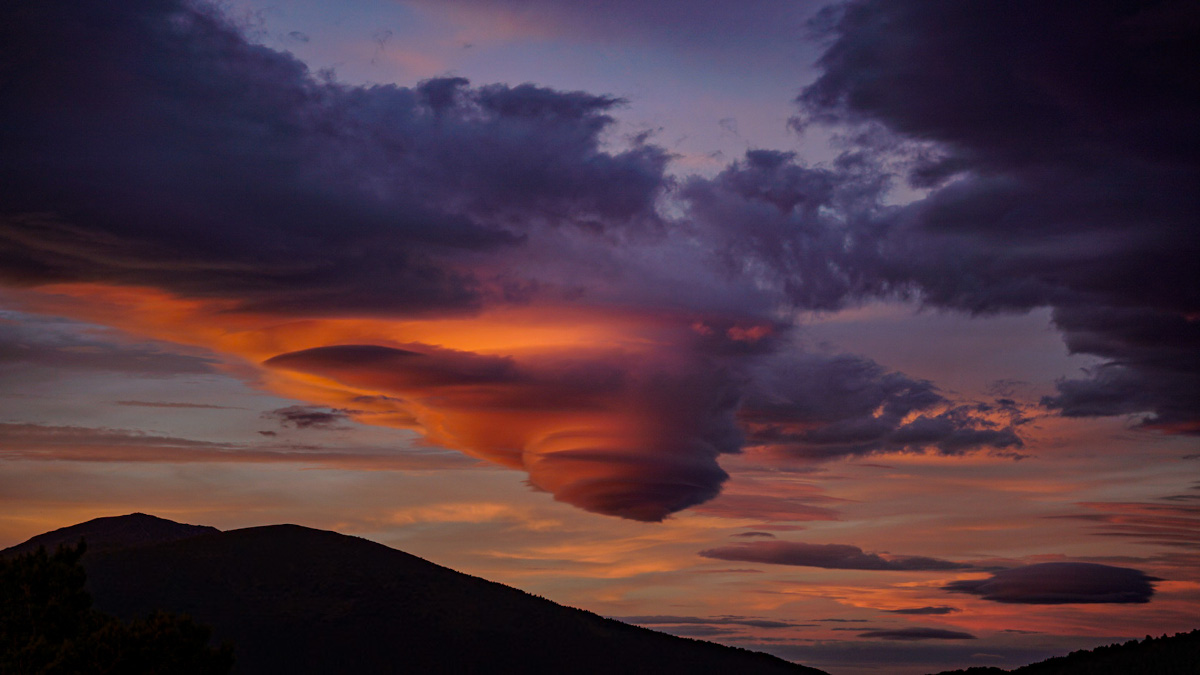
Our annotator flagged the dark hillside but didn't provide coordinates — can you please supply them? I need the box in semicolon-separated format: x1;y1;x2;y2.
929;629;1200;675
1;513;218;557
72;519;824;675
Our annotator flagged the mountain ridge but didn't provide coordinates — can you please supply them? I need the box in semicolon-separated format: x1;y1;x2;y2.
926;629;1200;675
1;512;219;557
5;514;824;675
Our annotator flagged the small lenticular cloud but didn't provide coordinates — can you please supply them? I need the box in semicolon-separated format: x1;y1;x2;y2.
943;562;1160;604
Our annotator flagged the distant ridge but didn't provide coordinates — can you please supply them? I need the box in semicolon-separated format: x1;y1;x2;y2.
927;629;1200;675
1;512;219;556
14;514;826;675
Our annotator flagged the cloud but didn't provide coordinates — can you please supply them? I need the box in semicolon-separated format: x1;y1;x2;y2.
943;562;1159;604
264;341;742;521
738;352;1023;460
262;406;356;430
680;149;891;313
858;628;975;641
0;0;668;315
613;615;798;629
790;0;1199;433
0;312;215;376
117;401;237;410
1040;306;1200;434
0;0;751;522
692;493;840;522
3;0;1188;530
264;344;520;390
0;421;476;471
1047;500;1200;549
699;541;972;571
645;625;738;638
884;607;959;616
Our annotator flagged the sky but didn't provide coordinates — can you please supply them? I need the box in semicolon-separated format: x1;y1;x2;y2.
0;1;1197;673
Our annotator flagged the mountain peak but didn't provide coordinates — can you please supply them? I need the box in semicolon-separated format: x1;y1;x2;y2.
1;512;220;557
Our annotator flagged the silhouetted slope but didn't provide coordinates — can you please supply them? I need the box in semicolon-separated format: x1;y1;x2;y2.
76;521;824;675
929;629;1200;675
1;513;218;557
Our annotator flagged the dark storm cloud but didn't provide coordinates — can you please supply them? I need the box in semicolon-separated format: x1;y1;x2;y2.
681;149;891;313
739;352;1023;460
262;405;355;430
1041;305;1200;433
699;541;972;571
858;628;975;641
790;0;1200;433
0;0;668;315
943;562;1159;604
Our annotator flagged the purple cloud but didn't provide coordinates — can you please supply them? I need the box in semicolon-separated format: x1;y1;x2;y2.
0;0;668;315
943;562;1160;604
884;607;959;616
792;0;1200;433
262;406;356;430
740;352;1023;460
699;541;972;571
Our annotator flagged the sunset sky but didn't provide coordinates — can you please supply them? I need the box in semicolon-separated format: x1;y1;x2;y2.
1;1;1197;673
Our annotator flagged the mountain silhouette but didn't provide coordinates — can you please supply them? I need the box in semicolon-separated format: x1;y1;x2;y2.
3;514;824;675
927;629;1200;675
3;512;219;556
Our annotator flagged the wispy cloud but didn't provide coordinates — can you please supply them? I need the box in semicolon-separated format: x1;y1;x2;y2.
858;628;975;641
700;541;972;571
117;400;237;410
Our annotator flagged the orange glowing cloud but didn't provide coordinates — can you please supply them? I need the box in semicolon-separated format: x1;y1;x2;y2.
5;281;1027;521
10;283;751;521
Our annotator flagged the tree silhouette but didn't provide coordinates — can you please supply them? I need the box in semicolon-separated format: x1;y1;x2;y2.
929;629;1200;675
0;541;233;674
